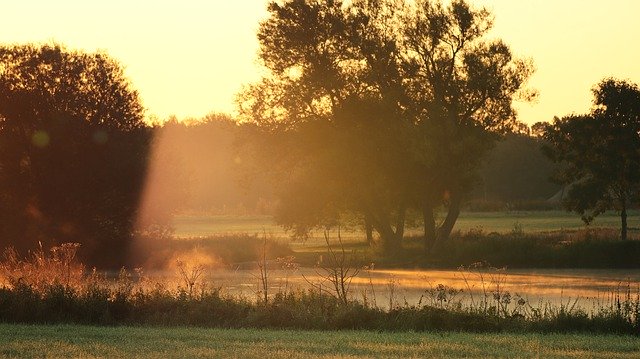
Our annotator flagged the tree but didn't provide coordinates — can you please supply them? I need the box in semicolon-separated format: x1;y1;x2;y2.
0;43;150;267
543;78;640;240
239;0;412;254
472;132;560;203
401;0;535;249
239;0;533;255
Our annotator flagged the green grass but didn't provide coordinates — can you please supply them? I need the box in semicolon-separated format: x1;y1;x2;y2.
1;324;638;358
164;211;640;269
172;210;640;239
450;210;640;233
172;215;284;238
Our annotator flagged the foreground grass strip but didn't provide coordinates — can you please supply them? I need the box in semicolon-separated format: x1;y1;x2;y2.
0;324;638;358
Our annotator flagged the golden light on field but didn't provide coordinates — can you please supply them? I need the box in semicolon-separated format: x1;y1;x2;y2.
0;0;637;124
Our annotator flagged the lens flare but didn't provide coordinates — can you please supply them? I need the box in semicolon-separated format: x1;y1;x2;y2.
31;130;50;148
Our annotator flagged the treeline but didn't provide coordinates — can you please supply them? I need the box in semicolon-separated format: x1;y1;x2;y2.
1;0;636;269
0;38;557;269
470;133;561;209
138;116;272;218
144;122;561;217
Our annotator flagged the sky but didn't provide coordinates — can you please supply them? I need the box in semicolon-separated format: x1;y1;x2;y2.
0;0;638;125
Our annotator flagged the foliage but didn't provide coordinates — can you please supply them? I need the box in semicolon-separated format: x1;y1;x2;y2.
473;133;560;202
0;242;84;291
0;43;150;267
413;229;640;269
543;78;640;240
289;228;640;269
238;0;534;255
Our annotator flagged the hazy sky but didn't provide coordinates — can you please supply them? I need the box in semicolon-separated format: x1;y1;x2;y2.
1;0;638;125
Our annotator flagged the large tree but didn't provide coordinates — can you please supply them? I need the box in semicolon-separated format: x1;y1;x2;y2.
239;0;412;253
543;78;640;240
401;0;535;249
239;0;533;254
0;44;150;267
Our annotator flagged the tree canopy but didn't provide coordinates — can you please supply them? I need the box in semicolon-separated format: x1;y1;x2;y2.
543;78;640;240
239;0;534;254
0;43;150;267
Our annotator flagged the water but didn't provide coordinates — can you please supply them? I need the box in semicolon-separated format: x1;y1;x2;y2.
150;267;640;311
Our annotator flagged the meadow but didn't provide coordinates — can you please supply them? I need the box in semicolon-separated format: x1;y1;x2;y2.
159;210;640;272
1;324;638;358
171;210;639;239
1;211;639;357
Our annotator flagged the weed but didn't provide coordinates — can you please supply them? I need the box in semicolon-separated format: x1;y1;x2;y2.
303;229;359;306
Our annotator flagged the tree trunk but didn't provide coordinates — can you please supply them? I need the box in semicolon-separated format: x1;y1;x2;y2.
364;214;373;245
423;204;436;253
394;205;406;240
621;199;628;241
437;191;462;241
368;211;403;255
379;223;402;255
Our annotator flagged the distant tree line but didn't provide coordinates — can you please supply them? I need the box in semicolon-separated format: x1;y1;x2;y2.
471;132;561;207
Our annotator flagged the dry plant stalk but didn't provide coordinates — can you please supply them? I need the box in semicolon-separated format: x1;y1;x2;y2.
0;242;84;291
304;228;359;305
256;235;269;304
176;260;206;298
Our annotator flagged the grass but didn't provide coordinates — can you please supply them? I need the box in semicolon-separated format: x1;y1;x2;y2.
290;232;640;269
166;211;640;269
1;324;638;358
171;210;640;239
163;210;640;270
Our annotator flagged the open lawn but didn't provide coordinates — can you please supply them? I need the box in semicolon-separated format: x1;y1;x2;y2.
172;210;640;239
1;324;638;358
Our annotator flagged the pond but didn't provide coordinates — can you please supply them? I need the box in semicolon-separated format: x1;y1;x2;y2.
149;266;640;312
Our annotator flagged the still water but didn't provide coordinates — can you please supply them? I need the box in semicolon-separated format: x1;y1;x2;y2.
150;267;640;311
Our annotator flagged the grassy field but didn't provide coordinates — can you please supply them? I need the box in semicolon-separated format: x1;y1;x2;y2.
172;210;639;239
1;324;638;358
161;210;640;269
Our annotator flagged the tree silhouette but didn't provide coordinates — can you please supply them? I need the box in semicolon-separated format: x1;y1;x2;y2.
0;44;150;267
543;78;640;240
240;0;533;255
403;0;535;248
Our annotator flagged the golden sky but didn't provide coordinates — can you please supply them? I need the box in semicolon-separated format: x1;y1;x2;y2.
1;0;638;125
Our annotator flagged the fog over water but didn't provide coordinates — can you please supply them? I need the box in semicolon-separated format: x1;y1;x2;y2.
140;267;640;311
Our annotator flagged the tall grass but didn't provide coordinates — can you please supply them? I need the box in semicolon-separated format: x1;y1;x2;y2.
0;242;638;334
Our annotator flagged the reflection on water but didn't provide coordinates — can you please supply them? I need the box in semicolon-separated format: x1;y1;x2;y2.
143;267;640;310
